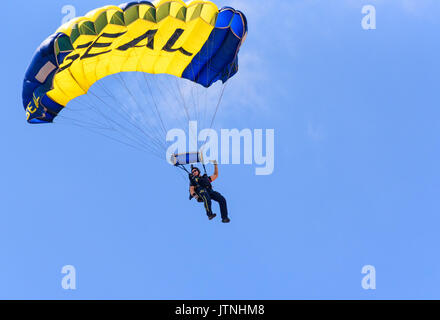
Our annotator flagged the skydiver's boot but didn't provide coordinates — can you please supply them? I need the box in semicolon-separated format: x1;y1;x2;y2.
208;213;217;220
222;218;231;223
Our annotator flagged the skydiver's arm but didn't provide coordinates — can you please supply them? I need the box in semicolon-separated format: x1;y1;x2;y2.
190;186;198;199
210;162;219;182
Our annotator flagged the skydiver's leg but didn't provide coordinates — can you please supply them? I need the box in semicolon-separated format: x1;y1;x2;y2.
198;189;213;216
209;191;228;220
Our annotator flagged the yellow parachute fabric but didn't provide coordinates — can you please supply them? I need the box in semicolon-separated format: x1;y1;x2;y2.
48;0;219;107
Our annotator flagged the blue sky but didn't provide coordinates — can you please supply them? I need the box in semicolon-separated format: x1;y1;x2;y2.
1;0;440;299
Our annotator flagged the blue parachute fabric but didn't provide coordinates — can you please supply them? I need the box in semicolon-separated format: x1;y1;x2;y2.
181;7;247;87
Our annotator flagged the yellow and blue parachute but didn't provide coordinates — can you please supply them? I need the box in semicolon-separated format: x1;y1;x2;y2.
22;0;247;125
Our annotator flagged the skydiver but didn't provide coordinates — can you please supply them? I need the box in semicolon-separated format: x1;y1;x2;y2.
189;160;230;223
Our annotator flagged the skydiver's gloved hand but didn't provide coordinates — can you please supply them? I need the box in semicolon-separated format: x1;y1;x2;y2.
189;192;199;201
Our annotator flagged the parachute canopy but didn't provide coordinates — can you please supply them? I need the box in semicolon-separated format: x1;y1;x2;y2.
22;0;247;124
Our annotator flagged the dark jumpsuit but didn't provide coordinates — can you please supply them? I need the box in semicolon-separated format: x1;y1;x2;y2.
190;174;229;220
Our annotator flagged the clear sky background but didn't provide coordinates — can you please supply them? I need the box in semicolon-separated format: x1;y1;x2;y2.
1;0;439;299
